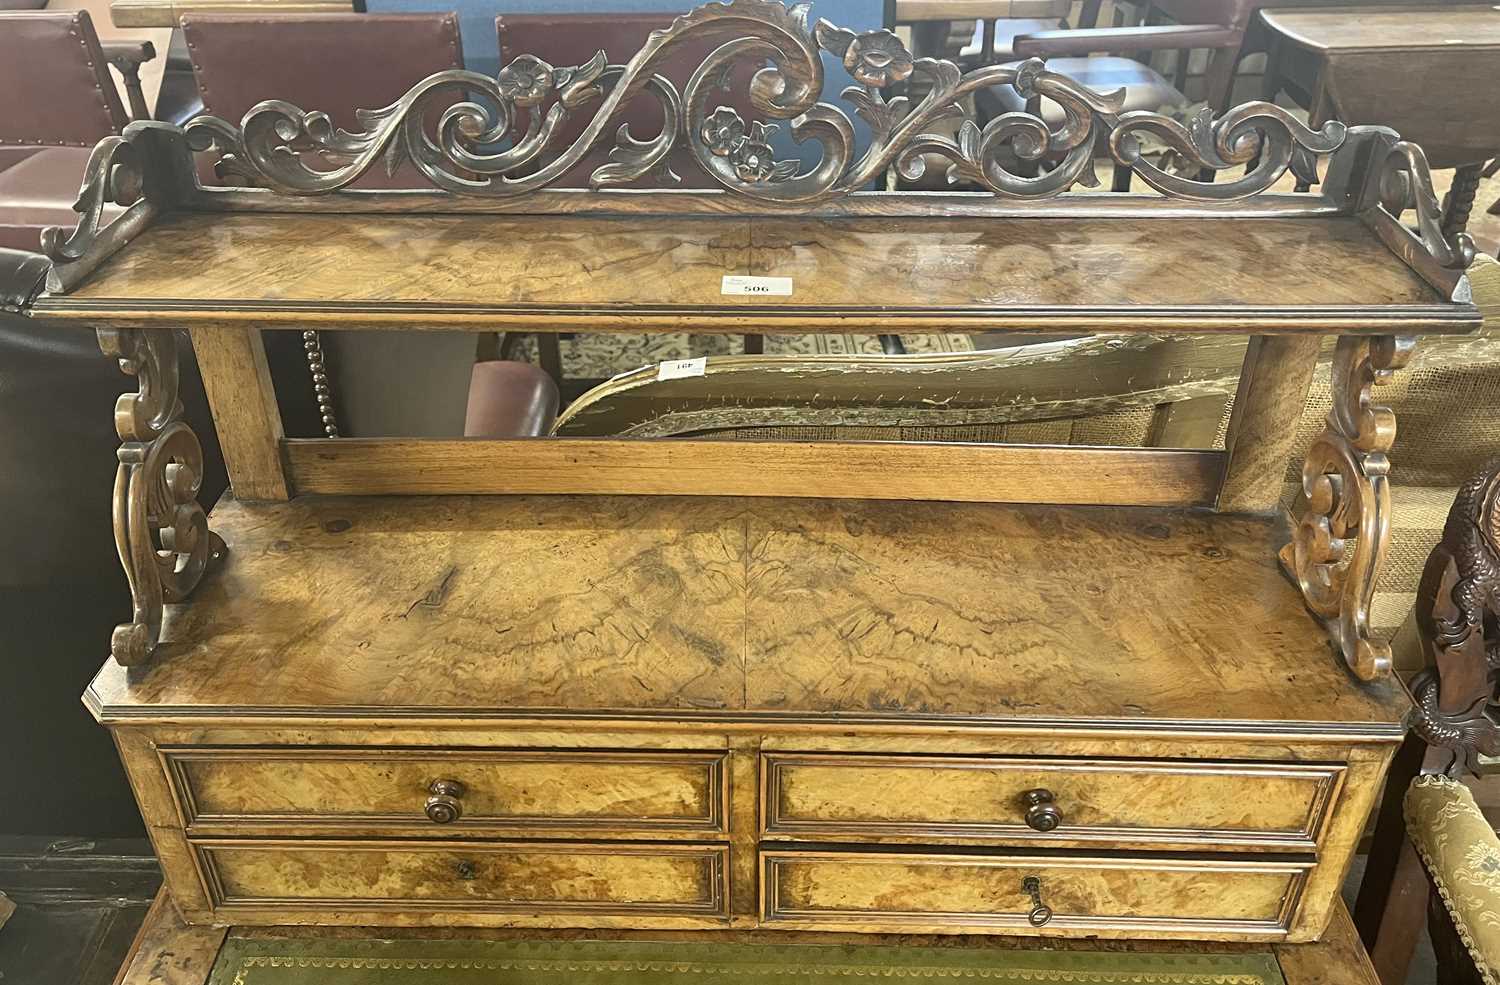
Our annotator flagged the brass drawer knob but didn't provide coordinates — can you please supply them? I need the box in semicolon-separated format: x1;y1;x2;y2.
1022;876;1053;927
425;778;466;824
1021;788;1062;832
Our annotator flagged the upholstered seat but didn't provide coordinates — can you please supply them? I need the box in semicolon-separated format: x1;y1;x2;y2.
0;11;151;252
463;360;561;438
977;56;1187;126
0;148;116;253
1405;757;1500;983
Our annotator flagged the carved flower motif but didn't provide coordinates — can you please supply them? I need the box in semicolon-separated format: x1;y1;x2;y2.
730;122;777;182
497;54;556;108
701;106;747;156
843;30;914;88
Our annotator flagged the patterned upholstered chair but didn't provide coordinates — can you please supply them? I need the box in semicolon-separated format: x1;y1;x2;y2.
1406;775;1500;985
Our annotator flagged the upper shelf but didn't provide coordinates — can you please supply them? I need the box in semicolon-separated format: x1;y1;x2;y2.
15;0;1483;331
30;211;1479;333
84;492;1408;736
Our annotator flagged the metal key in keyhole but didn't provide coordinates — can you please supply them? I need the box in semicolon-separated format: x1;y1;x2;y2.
1022;876;1052;927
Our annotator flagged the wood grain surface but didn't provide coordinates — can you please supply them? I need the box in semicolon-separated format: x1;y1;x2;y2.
187;326;289;501
199;840;729;918
113;889;226;985
169;747;727;837
761;753;1342;849
282;439;1225;507
32;212;1467;332
760;850;1311;938
109;0;350;27
85;493;1408;733
1217;335;1322;513
1259;6;1500;51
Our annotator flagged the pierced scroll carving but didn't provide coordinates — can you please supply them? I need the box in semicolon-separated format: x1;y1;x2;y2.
1280;334;1416;681
40;136;144;264
1379;141;1476;270
180;0;1345;204
1410;463;1500;776
99;328;226;666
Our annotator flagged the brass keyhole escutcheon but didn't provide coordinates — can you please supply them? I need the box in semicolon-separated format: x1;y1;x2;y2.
1021;788;1062;832
426;778;466;824
1022;876;1052;927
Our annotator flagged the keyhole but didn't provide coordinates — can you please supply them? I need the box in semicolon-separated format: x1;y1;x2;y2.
456;860;477;880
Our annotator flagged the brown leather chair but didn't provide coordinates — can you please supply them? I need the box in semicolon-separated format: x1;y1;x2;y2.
496;12;757;190
0;11;155;252
182;11;465;189
464;360;560;437
182;12;555;437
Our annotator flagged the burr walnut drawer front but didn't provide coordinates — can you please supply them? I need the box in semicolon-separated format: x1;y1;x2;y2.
163;747;728;836
762;753;1345;849
195;840;729;921
759;849;1312;939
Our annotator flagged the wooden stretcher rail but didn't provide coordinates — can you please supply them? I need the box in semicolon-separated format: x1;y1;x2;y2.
281;438;1227;507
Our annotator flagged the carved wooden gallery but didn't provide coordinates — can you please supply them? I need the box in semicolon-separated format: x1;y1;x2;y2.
2;1;1491;982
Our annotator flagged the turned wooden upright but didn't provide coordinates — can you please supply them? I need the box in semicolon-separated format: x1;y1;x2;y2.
3;0;1485;948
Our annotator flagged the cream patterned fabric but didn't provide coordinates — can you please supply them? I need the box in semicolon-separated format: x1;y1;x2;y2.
1406;775;1500;985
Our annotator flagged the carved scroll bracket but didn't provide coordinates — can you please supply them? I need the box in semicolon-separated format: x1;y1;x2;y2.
1280;334;1416;681
99;328;226;666
1410;463;1500;776
43;123;197;294
1379;140;1476;271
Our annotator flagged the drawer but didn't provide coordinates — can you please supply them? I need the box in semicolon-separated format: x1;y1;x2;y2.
196;839;729;919
762;754;1344;849
163;747;727;835
760;849;1312;939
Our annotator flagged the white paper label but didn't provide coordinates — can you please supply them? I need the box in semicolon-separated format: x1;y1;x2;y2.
721;275;793;296
657;356;708;381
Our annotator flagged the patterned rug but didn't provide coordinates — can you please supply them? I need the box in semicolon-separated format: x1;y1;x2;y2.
208;937;1285;985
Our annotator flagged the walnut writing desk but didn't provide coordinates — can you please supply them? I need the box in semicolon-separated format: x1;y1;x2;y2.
2;0;1486;960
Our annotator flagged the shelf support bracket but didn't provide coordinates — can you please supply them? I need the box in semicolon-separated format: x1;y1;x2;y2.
1281;334;1416;681
100;328;226;666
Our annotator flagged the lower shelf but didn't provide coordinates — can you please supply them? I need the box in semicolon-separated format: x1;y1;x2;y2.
114;889;1380;985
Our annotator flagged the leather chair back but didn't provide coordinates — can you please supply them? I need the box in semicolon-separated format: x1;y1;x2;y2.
181;12;465;188
0;11;129;149
497;12;756;189
182;12;464;129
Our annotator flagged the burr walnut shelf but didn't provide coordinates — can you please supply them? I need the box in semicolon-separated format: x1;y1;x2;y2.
86;494;1404;732
30;212;1474;333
